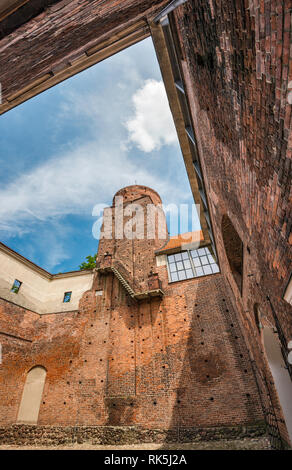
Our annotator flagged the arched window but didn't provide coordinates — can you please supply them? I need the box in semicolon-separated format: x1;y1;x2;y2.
221;215;243;293
17;366;46;424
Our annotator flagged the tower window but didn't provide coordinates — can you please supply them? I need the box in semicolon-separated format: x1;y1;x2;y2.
167;247;219;282
168;251;193;282
190;247;220;276
11;279;22;294
63;291;72;303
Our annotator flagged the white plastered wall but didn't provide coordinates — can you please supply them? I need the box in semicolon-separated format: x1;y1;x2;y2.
0;248;94;314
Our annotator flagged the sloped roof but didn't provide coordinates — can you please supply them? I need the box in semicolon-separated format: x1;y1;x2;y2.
156;230;204;255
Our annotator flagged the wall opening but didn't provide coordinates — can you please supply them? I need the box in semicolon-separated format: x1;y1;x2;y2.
17;366;46;424
11;279;22;294
221;215;243;293
283;273;292;305
253;303;261;332
63;291;72;303
262;327;292;443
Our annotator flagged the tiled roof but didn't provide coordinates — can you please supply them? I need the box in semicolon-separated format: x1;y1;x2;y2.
156;230;204;254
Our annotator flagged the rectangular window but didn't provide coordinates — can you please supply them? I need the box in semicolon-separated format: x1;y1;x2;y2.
167;246;219;282
63;291;72;303
11;279;22;293
168;251;194;282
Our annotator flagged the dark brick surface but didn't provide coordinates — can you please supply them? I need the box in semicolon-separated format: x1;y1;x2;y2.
171;0;292;447
0;0;169;101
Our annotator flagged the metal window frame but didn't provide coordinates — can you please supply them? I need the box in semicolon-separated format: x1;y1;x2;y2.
167;247;219;283
168;250;195;282
11;279;22;293
63;291;72;303
158;15;218;262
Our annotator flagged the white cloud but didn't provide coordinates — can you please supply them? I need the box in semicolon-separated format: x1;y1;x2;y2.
45;243;70;271
0;139;182;235
125;79;177;152
0;76;186;237
0;40;196;272
0;81;190;241
28;228;71;272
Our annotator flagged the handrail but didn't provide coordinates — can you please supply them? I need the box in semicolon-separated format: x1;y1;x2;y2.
96;261;164;301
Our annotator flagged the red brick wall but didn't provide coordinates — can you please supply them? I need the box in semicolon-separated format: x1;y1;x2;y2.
173;0;292;338
98;185;168;292
0;186;265;433
171;0;292;445
0;0;169;102
0;298;86;425
0;0;291;445
0;274;265;430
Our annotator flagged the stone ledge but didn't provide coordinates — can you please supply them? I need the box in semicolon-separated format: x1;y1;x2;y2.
0;437;272;450
0;423;269;447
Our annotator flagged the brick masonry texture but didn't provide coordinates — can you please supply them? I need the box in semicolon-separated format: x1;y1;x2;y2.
173;0;292;339
0;0;291;449
0;186;267;445
0;0;169;101
171;0;292;447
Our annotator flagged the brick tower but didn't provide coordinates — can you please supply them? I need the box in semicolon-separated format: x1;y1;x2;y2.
0;0;292;450
0;185;273;446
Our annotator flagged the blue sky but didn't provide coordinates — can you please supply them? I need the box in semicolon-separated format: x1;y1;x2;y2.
0;38;199;273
